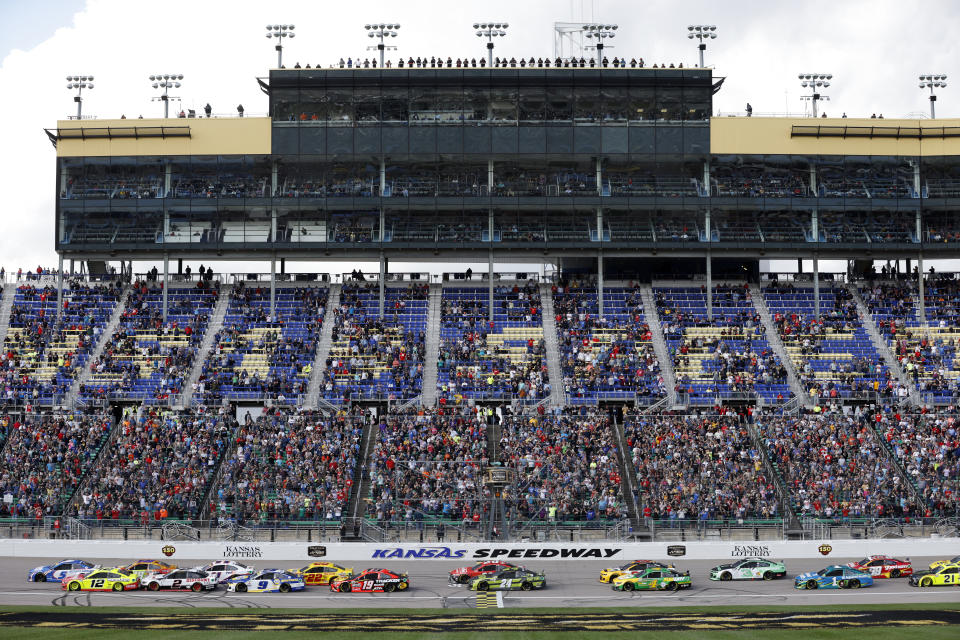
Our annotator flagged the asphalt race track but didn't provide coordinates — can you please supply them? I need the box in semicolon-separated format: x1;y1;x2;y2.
3;555;960;609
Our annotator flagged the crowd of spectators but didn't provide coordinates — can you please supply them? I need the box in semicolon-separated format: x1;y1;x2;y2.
212;407;362;524
657;284;788;402
322;283;426;402
74;407;234;522
625;413;779;521
553;279;665;402
875;411;959;515
498;409;623;521
318;55;652;70
197;284;326;403
0;412;112;519
2;283;122;406
81;281;219;403
758;412;917;518
437;282;548;403
765;283;895;401
366;406;489;523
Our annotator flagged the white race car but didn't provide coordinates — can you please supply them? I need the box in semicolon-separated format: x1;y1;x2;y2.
141;568;217;592
195;561;257;584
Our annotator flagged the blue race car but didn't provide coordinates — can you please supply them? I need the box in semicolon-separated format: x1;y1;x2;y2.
794;565;874;590
28;559;97;583
226;569;306;593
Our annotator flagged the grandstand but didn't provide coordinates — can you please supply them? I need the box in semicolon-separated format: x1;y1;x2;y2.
3;58;958;544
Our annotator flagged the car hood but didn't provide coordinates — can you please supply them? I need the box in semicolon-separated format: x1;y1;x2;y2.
911;570;934;578
712;563;737;571
794;572;819;581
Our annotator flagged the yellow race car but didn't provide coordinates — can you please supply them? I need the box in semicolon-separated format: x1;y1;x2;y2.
599;560;675;583
62;568;140;592
288;562;355;586
909;563;960;587
929;556;960;570
121;559;178;580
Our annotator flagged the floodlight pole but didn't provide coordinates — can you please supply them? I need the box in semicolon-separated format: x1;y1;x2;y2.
266;25;296;69
475;22;509;67
687;25;718;68
67;75;94;120
366;24;400;68
919;75;947;119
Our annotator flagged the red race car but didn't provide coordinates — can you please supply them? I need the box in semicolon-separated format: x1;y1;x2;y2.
845;555;913;579
449;561;524;584
329;568;409;593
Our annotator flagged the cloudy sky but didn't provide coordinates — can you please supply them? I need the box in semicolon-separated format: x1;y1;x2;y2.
0;0;957;275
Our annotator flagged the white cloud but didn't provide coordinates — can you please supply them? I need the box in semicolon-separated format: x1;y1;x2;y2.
1;0;957;273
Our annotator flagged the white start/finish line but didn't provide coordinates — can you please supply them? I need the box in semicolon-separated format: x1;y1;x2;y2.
1;538;957;563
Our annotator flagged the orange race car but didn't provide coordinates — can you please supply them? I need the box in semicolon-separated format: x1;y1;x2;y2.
121;559;178;580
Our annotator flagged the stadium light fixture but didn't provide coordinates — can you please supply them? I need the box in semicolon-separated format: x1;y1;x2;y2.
66;75;94;120
366;23;400;67
583;24;618;60
919;74;947;119
687;24;717;68
266;24;295;69
475;22;509;67
150;74;183;118
799;73;832;118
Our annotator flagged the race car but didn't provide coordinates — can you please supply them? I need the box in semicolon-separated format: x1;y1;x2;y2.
599;560;678;583
845;555;913;579
710;557;787;581
28;559;97;583
929;556;960;570
226;570;306;593
62;569;140;592
289;562;355;586
196;561;257;584
121;559;178;580
909;563;960;587
611;567;691;592
141;568;217;592
794;565;874;590
330;568;409;593
449;561;524;585
467;568;546;591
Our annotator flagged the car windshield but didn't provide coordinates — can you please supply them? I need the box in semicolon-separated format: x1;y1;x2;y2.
855;558;870;565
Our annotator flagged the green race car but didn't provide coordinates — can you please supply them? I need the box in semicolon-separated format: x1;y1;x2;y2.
611;567;692;592
710;557;787;581
467;568;546;591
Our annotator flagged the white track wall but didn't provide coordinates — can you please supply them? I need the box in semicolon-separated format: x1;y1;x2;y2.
3;539;958;563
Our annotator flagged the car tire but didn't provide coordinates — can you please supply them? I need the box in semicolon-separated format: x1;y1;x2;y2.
608;573;620;583
805;579;818;590
397;582;408;591
456;575;470;584
762;572;774;581
34;574;46;583
521;582;532;591
664;581;679;592
920;577;932;588
622;582;634;592
69;582;80;591
339;583;352;593
891;569;901;578
279;583;291;593
236;583;247;593
848;580;860;589
191;583;203;592
113;583;124;592
476;581;489;591
720;572;732;581
148;582;160;592
384;583;396;593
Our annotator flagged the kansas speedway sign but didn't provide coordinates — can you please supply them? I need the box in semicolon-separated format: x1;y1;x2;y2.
371;546;622;560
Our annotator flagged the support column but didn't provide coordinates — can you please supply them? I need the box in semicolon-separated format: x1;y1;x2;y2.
703;158;711;196
488;247;494;324
164;161;172;198
917;210;923;244
487;160;494;196
812;208;819;243
270;256;276;320
596;156;603;196
162;253;169;323
918;253;926;336
56;255;64;322
809;165;817;197
597;251;604;318
69;259;74;278
380;157;387;196
813;256;820;317
706;250;712;321
271;160;278;197
913;161;921;198
379;251;386;318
